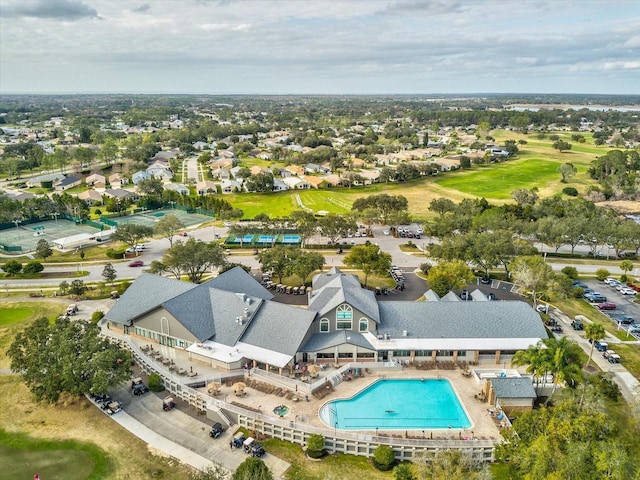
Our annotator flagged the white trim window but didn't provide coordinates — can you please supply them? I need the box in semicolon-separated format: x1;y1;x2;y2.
359;318;368;332
336;304;353;330
320;318;330;333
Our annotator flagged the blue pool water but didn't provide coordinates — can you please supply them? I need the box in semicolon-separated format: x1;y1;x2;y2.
319;379;471;430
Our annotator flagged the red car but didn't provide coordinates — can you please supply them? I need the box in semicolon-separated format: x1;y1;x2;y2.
179;232;188;237
597;302;616;310
128;260;144;267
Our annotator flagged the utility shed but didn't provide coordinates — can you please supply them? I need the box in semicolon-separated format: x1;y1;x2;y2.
488;377;537;414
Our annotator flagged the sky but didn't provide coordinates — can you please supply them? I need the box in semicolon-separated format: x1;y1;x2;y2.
0;0;639;95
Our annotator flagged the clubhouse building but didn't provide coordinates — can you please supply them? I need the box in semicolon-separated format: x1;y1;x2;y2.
105;267;547;373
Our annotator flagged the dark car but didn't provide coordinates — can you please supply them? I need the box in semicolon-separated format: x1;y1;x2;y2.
597;302;617;310
129;260;144;267
209;422;224;438
571;319;584;330
480;276;491;284
251;444;265;457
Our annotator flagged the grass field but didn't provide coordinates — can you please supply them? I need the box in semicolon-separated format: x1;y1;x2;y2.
0;430;99;480
0;306;35;326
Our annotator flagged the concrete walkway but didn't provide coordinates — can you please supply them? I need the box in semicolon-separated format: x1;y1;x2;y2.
108;385;290;478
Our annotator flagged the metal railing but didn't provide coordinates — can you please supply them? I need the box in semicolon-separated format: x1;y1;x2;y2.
102;328;498;462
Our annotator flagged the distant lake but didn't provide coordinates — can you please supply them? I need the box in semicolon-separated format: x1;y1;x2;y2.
509;105;640;112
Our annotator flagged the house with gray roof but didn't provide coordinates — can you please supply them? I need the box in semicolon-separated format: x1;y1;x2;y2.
104;266;547;373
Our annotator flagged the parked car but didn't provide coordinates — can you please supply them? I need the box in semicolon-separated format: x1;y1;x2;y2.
597;302;617;310
594;341;609;352
383;230;390;235
585;292;606;303
128;260;144;267
619;287;637;295
571;318;584;330
604;277;617;285
209;422;225;438
179;231;188;237
66;304;78;315
104;400;123;415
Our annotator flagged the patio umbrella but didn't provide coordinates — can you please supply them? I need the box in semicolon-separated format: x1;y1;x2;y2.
233;382;246;395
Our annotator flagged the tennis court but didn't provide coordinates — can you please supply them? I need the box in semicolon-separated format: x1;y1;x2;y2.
257;235;276;244
282;234;301;244
0;219;101;252
107;208;213;228
231;234;256;244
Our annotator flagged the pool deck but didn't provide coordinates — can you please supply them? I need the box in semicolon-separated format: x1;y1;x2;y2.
207;367;503;441
128;336;504;441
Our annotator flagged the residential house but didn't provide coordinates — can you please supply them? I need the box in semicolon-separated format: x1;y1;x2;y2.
26;173;65;188
220;179;242;194
132;171;152;185
272;178;288;192
211;168;231;180
150;150;178;164
208;159;234;170
55;175;82;192
78;189;103;206
283;177;310;190
163;183;190;195
302;175;325;189
193;141;210;151
10;192;36;202
358;169;381;184
196;180;218;195
108;173;128;188
103;188;139;202
322;174;344;188
304;163;322;174
285;165;304;177
250;165;269;176
147;162;174;181
85;173;106;186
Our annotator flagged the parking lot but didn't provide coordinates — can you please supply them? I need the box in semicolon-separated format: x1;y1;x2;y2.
580;278;640;339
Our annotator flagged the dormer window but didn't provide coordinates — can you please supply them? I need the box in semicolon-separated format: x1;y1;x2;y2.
320;318;329;333
359;318;368;332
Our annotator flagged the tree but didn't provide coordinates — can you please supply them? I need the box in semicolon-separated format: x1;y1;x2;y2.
343;243;392;287
7;317;132;403
511;188;538;206
232;457;273;480
553;140;572;152
35;238;53;260
305;434;326;459
189;465;230;480
510;255;553;306
426;260;474;297
429;197;456;218
2;260;22;275
155;214;186;247
293;251;325;284
113;223;153;253
59;280;69;295
69;279;87;296
317;213;357;246
559;162;577;182
585;323;606;368
417;449;484;480
22;261;44;274
373;445;396;471
257;246;299;283
352;194;408;226
102;262;117;285
619;259;634;277
392;463;415;480
289;210;317;247
137;177;165;196
595;268;610;281
163;238;226;284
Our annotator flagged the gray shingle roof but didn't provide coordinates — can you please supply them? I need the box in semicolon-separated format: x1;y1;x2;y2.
302;330;374;352
423;290;441;301
309;270;380;322
490;377;537;398
164;286;263;345
240;302;316;356
377;301;547;339
105;274;196;325
205;266;274;300
441;291;461;302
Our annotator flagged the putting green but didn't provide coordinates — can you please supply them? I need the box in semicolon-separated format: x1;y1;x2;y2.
0;307;35;326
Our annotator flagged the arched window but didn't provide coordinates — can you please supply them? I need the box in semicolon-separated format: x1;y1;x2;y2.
359;318;368;332
320;318;329;333
336;304;353;330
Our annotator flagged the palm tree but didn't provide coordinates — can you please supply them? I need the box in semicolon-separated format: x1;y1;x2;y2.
544;336;583;396
585;323;606;368
512;342;548;387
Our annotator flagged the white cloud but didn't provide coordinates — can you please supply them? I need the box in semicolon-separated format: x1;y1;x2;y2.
0;0;639;94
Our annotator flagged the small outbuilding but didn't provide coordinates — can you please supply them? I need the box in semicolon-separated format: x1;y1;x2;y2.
488;377;537;414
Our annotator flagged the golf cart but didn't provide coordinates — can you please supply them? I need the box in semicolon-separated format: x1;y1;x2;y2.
110;290;120;299
233;432;245;448
162;396;176;411
105;400;123;415
209;422;224;438
131;377;149;396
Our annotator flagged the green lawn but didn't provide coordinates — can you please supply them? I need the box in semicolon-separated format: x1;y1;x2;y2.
435;158;562;199
0;429;109;480
0;306;35;326
262;438;393;480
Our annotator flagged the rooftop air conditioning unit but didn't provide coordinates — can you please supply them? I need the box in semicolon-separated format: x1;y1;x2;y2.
402;330;408;337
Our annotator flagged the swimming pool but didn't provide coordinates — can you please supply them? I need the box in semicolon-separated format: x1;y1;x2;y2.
319;379;471;430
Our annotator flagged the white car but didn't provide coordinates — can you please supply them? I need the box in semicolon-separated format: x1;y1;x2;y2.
620;287;636;295
223;221;232;227
416;228;424;235
604;277;616;285
383;230;390;235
